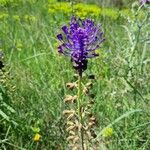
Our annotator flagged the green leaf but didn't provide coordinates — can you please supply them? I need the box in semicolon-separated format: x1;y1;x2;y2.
0;93;3;100
31;127;40;133
0;109;10;121
2;102;16;113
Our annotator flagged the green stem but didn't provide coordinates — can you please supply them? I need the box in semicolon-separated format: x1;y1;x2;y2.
77;75;84;150
78;75;81;118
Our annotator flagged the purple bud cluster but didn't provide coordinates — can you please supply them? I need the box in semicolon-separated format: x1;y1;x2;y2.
140;0;150;4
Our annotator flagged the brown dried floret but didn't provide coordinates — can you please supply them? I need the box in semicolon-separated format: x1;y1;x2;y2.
67;136;75;141
67;121;74;126
89;116;96;122
67;113;75;120
66;82;77;90
86;82;93;88
72;146;78;150
83;87;89;95
63;110;75;115
64;95;77;103
66;125;76;132
88;121;96;127
73;136;79;144
69;131;75;135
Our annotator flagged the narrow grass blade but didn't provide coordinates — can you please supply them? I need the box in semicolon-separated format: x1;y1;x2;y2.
0;109;10;121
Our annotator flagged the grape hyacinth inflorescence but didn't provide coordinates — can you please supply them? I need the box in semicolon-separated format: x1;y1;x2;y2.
57;16;105;76
57;16;105;150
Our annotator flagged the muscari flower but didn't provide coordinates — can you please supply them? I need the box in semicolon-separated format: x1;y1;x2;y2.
57;16;105;76
140;0;150;4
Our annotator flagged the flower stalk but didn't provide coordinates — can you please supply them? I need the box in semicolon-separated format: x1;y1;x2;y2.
77;75;84;150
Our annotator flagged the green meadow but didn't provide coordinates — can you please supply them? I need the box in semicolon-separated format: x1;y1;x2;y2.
0;0;150;149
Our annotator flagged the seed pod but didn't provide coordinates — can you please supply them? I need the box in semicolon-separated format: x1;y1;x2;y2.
81;105;85;111
67;121;74;126
88;116;97;127
88;121;95;127
73;136;79;144
63;110;75;115
67;136;75;141
67;113;75;120
86;82;93;88
86;131;92;140
83;87;89;95
74;120;79;126
66;82;77;90
66;125;75;132
72;146;78;150
64;95;77;103
75;120;82;130
69;130;75;135
81;112;85;118
89;116;96;122
83;126;88;131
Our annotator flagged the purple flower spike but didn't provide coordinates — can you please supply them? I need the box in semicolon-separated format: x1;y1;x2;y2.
57;16;105;76
140;0;150;4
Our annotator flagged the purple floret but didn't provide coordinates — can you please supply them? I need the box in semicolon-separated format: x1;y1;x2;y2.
57;16;105;76
140;0;150;4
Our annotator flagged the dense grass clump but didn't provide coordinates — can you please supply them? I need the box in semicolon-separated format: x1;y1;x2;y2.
0;0;150;149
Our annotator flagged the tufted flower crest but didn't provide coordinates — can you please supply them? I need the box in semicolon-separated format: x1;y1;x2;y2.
57;16;105;76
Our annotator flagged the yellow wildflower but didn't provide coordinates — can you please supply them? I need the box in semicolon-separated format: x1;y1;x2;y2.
102;127;113;138
101;8;119;20
48;8;55;14
24;15;37;22
33;133;41;142
48;0;56;2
